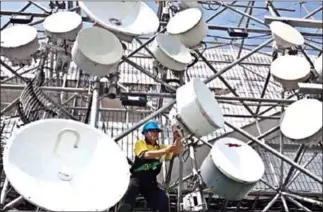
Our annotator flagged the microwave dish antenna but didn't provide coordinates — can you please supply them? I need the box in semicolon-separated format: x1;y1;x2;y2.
71;27;123;77
0;24;40;66
269;21;304;49
151;34;193;71
280;98;322;145
2;119;130;211
201;137;265;201
169;78;224;138
270;55;311;90
78;1;159;42
167;8;207;48
43;11;83;42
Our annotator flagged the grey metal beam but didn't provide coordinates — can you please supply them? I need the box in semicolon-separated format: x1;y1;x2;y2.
89;80;100;127
304;41;322;52
0;60;27;82
122;57;177;92
254;0;278;116
28;1;51;13
196;50;256;117
204;38;274;84
0;10;48;17
303;6;323;19
0;98;19;116
113;100;176;142
207;25;322;38
206;1;237;23
200;1;296;12
0;2;32;30
120;91;297;104
235;1;254;58
298;83;323;95
0;84;89;93
159;23;322;38
215;1;266;26
264;15;323;29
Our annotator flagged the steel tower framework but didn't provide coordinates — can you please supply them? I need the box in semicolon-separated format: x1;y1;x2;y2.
0;1;322;211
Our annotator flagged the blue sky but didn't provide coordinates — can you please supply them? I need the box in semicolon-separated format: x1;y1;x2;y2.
1;1;322;49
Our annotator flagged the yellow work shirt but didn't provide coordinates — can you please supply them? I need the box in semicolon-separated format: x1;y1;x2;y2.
134;139;174;161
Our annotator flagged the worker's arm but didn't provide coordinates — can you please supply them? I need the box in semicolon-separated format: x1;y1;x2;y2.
135;140;174;160
160;144;174;161
144;148;171;159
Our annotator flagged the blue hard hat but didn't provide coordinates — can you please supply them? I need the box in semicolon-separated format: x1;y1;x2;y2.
142;120;162;135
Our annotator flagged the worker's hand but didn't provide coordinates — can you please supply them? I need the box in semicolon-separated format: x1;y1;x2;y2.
172;127;182;142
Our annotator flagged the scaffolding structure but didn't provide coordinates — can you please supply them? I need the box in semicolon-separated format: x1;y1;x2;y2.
0;1;322;212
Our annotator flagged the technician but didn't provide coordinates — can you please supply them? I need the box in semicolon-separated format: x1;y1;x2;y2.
117;120;182;212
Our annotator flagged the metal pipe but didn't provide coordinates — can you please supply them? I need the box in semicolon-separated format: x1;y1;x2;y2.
206;1;237;23
3;196;24;211
1;66;39;84
122;57;177;92
0;60;27;82
262;193;280;212
216;1;267;27
255;71;272;115
303;6;323;19
71;69;82;116
196;50;256;116
204;38;274;84
0;98;19;116
266;1;281;17
225;121;323;184
281;144;306;189
284;196;311;212
280;195;290;212
207;25;323;38
0;178;9;205
89;80;100;127
285;153;318;188
200;1;295;12
120;91;296;104
235;1;254;57
279;92;285;186
113;99;176;142
282;191;323;207
119;28;166;65
28;1;51;13
0;2;32;30
0;84;88;93
304;41;322;52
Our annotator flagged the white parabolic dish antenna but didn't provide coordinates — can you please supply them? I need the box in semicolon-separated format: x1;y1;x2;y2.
167;8;207;48
3;119;130;211
176;78;224;137
78;1;159;41
43;11;83;40
0;24;39;60
72;27;123;77
200;137;265;200
269;21;304;49
270;55;311;89
151;34;193;71
280;99;322;144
